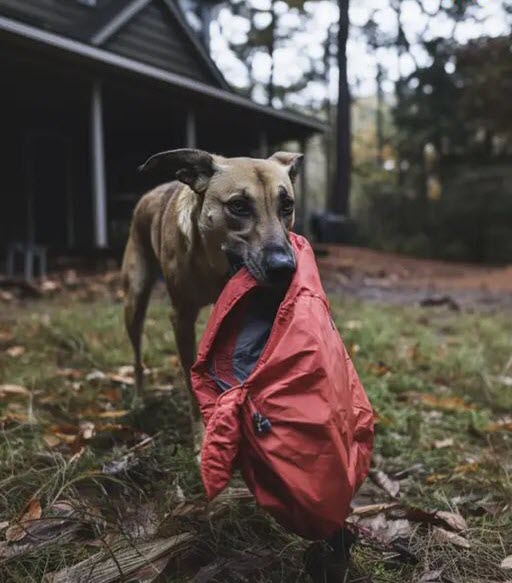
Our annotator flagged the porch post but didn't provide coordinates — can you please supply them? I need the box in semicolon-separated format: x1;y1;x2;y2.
90;80;108;248
186;109;197;148
259;130;269;158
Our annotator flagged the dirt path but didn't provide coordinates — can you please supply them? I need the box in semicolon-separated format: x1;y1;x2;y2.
316;245;512;310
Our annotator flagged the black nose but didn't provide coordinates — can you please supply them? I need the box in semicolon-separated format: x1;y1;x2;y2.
263;245;296;282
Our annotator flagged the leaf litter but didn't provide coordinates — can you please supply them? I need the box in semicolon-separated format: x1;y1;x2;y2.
1;289;512;581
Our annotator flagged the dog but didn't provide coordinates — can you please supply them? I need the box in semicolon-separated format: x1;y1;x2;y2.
121;148;303;436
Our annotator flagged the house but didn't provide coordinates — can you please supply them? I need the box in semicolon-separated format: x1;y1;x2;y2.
0;0;324;274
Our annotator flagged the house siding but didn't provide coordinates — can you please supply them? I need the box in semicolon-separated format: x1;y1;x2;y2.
104;2;213;83
0;0;220;86
0;0;98;35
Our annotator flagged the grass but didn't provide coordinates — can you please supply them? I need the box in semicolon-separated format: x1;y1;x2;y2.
1;289;511;582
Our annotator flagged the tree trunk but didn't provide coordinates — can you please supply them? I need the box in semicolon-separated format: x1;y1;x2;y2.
329;0;351;215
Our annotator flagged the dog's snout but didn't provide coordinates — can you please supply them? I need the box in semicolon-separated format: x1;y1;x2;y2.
263;245;296;282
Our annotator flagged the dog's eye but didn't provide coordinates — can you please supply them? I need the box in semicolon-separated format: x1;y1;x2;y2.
280;197;295;216
227;198;252;217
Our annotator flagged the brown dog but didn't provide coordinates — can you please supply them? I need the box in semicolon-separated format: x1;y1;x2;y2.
121;148;303;433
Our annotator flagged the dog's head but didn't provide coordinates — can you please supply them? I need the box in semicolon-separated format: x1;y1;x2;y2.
140;148;303;285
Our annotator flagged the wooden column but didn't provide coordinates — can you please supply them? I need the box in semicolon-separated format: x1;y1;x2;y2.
186;109;197;149
90;80;108;248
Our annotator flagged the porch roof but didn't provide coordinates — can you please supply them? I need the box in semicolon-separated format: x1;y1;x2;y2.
0;14;326;138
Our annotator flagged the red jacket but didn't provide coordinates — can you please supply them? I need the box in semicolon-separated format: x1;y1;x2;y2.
191;234;373;540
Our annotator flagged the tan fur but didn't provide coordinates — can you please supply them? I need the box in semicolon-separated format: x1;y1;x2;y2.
121;149;302;433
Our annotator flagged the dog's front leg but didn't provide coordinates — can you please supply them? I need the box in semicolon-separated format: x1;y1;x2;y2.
169;304;203;449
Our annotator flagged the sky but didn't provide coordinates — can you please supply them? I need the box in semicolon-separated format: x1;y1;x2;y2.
208;0;511;106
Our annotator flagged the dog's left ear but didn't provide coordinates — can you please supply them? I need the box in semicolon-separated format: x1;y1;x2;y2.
269;152;304;183
139;148;216;194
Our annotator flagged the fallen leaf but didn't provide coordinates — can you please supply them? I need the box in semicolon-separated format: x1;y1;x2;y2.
405;392;475;412
425;473;448;484
350;502;400;517
55;368;83;380
0;521;9;530
0;291;15;302
48;423;79;445
432;527;471;549
6;498;42;542
344;320;362;330
434;438;454;449
435;510;467;532
484;418;512;433
41;280;60;292
369;361;391;376
419;570;443;582
454;461;479;474
6;345;25;358
502;556;512;570
0;384;29;397
169;355;181;368
42;434;61;448
98;410;129;419
370;470;400;498
101;387;122;402
86;370;106;382
349;513;412;545
108;374;134;386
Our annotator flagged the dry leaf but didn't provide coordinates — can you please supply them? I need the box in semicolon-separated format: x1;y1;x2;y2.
6;345;25;358
108;374;134;386
406;392;475;412
419;570;443;582
484;418;512;433
6;498;42;542
350;513;412;545
426;473;448;484
79;421;96;441
0;384;29;397
350;502;400;517
369;361;391;376
86;370;106;382
435;510;467;532
344;320;362;330
101;387;122;402
98;410;129;419
42;434;61;448
370;470;400;498
55;368;83;380
432;527;471;549
434;438;454;449
169;355;181;368
502;556;512;570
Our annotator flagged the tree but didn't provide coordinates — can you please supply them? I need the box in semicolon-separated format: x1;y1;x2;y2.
329;0;351;215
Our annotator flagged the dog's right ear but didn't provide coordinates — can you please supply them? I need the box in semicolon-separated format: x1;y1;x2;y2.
139;148;216;194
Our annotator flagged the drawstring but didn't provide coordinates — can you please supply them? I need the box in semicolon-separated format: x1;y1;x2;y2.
252;411;272;436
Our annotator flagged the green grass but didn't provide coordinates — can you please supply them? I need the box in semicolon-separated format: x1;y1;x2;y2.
1;293;511;582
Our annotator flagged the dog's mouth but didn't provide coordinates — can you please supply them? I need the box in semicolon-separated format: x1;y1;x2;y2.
225;249;293;287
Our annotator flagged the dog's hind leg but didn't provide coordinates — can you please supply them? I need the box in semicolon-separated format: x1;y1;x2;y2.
122;236;158;405
169;304;202;447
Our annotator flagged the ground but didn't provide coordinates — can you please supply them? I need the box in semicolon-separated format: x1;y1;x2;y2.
0;247;511;582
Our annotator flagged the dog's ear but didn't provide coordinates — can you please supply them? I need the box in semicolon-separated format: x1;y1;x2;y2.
139;148;216;194
269;152;304;183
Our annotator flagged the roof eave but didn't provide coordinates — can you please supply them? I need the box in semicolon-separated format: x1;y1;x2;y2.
0;15;326;134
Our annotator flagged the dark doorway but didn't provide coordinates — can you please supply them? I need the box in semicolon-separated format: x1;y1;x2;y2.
25;133;73;251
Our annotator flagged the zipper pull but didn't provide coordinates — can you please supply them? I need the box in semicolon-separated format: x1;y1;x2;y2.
252;411;272;436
